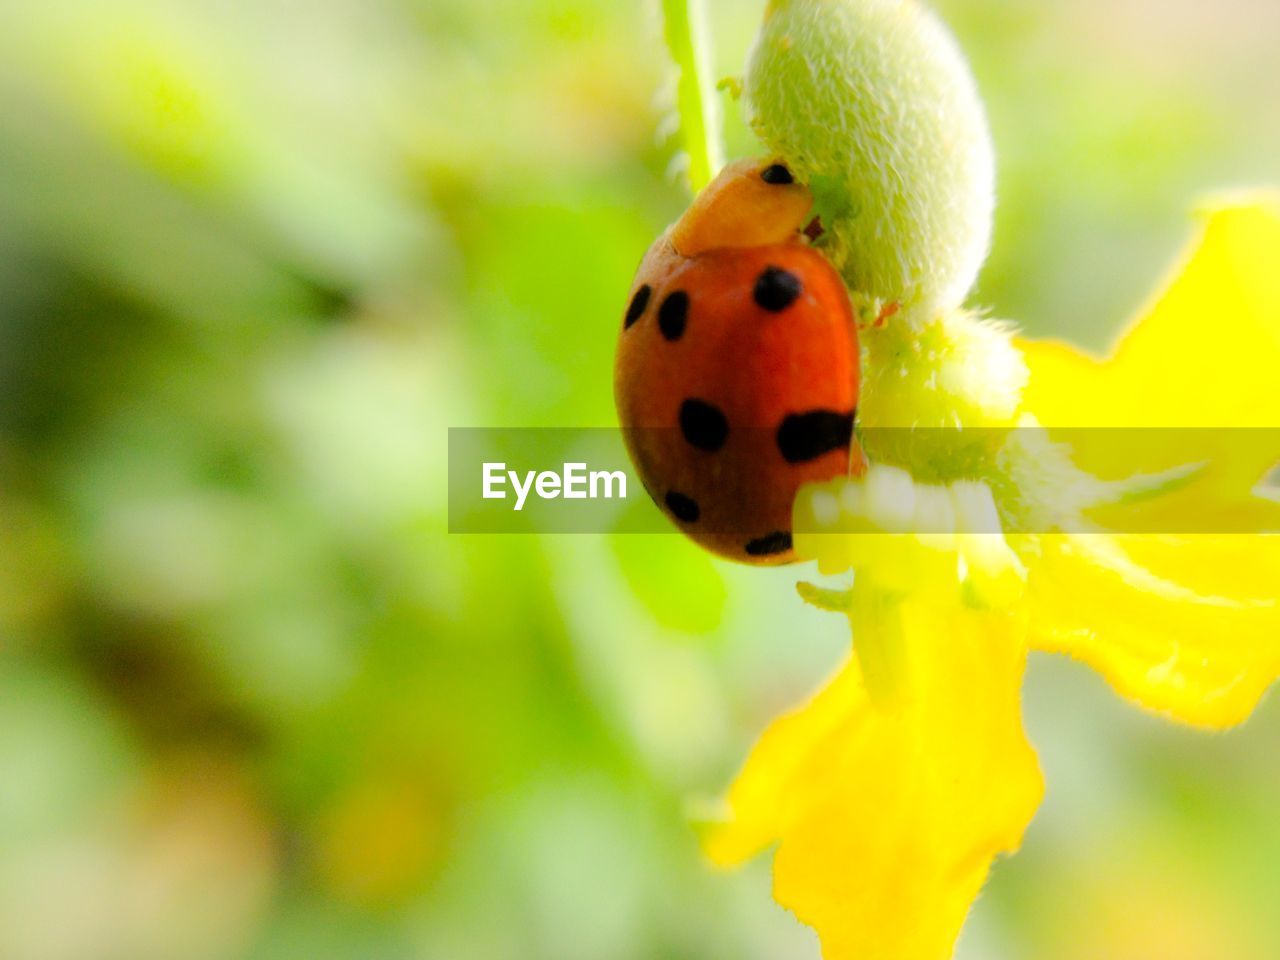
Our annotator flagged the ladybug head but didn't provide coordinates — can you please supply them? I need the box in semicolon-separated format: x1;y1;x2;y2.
670;157;813;257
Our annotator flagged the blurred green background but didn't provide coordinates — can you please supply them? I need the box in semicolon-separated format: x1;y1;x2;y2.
1;1;1278;958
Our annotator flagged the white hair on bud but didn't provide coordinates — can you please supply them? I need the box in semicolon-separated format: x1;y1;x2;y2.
745;0;995;320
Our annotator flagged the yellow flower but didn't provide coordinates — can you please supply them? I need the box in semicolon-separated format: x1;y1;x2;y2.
703;197;1280;960
1022;197;1280;728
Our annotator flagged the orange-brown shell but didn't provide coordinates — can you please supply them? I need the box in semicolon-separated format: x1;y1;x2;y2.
615;238;862;564
669;157;813;256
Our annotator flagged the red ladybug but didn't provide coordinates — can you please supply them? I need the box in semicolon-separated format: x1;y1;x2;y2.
615;158;864;565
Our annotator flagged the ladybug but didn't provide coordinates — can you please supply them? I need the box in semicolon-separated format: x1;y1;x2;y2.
615;157;864;565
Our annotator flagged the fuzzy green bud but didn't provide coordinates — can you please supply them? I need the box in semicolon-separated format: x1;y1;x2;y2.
744;0;994;320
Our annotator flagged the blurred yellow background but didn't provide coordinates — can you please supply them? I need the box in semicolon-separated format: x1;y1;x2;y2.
1;1;1278;958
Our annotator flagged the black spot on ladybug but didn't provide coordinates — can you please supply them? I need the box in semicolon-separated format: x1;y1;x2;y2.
753;267;802;312
625;284;651;328
745;531;793;557
776;410;855;464
761;163;794;185
658;291;690;340
665;490;700;523
679;398;729;452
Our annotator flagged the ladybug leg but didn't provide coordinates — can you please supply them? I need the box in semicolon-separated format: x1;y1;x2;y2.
853;297;901;330
872;300;900;328
848;439;869;478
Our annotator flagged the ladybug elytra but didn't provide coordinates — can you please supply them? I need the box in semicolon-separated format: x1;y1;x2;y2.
614;158;864;564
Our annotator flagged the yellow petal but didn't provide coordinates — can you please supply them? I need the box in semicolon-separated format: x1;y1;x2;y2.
1018;197;1280;526
704;601;1043;960
1027;532;1280;729
1016;198;1280;727
1020;196;1280;430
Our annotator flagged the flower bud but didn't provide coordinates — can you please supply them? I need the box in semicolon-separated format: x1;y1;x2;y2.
744;0;994;319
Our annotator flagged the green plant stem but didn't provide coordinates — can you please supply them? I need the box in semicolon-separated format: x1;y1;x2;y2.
850;583;909;711
660;0;724;194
